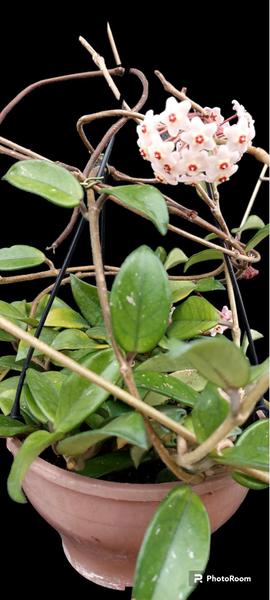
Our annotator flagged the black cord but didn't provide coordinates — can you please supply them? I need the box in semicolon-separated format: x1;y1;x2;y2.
10;139;116;420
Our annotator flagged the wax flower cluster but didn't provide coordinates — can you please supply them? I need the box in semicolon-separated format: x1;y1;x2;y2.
137;98;255;185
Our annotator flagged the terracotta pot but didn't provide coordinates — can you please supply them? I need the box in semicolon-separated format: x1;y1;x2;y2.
7;437;248;590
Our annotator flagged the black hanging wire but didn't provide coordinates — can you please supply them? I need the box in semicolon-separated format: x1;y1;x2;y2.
10;137;116;420
206;183;268;418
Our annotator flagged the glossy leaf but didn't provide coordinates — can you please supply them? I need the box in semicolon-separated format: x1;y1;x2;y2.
78;450;134;478
26;369;60;423
16;327;58;362
245;224;269;251
44;307;88;329
195;278;225;292
110;246;171;353
184;249;222;272
0;355;23;372
169;296;220;339
242;329;263;355
3;160;83;208
0;245;45;271
164;248;188;270
169;281;195;303
57;412;149;456
232;215;265;234
192;383;229;442
215;420;269;471
172;369;206;392
0;300;37;327
133;486;210;600
231;471;268;490
134;371;198;407
55;349;120;433
155;246;167;263
52;329;106;351
70;275;104;326
0;415;33;437
249;357;269;383
102;184;169;235
7;430;61;503
171;337;250;388
86;326;108;341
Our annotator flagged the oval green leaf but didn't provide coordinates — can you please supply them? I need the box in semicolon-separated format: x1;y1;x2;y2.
192;383;229;442
44;307;88;329
164;248;188;270
169;281;196;303
3;160;83;208
232;214;265;234
232;471;268;490
133;486;210;600
52;329;106;351
70;275;104;326
110;245;171;353
134;371;198;407
195;278;225;292
0;245;45;271
102;184;169;235
0;414;33;437
215;419;269;471
169;296;220;339
245;224;269;251
184;250;222;272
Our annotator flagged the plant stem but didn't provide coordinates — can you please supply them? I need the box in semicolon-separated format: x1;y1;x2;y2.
227;465;269;484
224;261;241;346
239;163;268;233
0;315;196;442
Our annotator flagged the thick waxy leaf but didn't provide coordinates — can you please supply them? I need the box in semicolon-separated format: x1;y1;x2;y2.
55;349;120;433
0;355;23;372
215;420;269;471
192;383;229;442
169;281;195;303
57;412;149;456
52;329;106;351
70;276;104;326
16;327;58;362
195;278;225;292
7;430;61;503
184;249;222;272
231;471;268;490
164;248;188;270
169;296;220;339
0;415;33;437
0;245;45;271
44;307;88;329
249;357;269;383
172;369;206;392
0;300;37;327
133;486;210;600
245;224;269;251
3;160;83;208
169;337;250;388
155;246;167;264
134;371;198;407
102;184;169;235
242;329;263;354
26;369;60;423
110;246;171;353
79;450;135;478
232;214;265;234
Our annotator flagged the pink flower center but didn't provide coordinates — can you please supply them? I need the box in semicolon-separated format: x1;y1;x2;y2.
238;135;246;143
169;113;177;123
195;135;204;144
219;176;227;183
140;149;147;158
154;151;161;160
188;164;198;172
220;161;229;170
141;124;147;134
164;164;171;173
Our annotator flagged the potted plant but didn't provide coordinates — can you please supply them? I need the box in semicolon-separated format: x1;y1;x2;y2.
0;28;269;600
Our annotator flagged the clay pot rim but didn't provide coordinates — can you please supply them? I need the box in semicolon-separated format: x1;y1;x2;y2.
7;437;232;502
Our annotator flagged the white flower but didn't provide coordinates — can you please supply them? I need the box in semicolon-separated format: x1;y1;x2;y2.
226;116;255;153
148;139;175;164
204;106;224;125
177;148;208;177
160;97;191;137
209;305;232;336
151;151;181;185
180;116;217;150
136;110;160;147
205;146;239;183
232;99;246;118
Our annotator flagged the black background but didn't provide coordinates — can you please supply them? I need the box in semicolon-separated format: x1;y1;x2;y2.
0;2;269;599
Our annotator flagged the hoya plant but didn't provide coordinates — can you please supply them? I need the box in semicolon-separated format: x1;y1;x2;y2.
0;28;269;600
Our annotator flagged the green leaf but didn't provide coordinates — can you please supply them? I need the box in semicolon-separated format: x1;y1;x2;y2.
242;329;264;355
249;357;269;383
215;420;269;471
55;349;120;433
3;160;83;208
192;383;229;442
204;233;219;241
164;248;188;270
52;329;106;351
169;281;196;303
0;414;33;437
0;300;37;327
102;184;169;235
70;275;104;326
232;215;265;234
44;307;88;329
26;369;60;423
231;471;268;490
7;430;61;503
0;245;45;271
110;246;171;353
57;412;149;456
78;450;134;478
0;355;23;372
155;247;167;264
134;371;198;407
169;296;220;339
16;327;58;362
86;326;108;341
172;369;206;392
133;486;210;600
171;337;250;388
245;224;269;251
184;249;222;272
195;278;225;292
